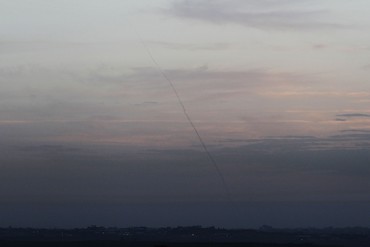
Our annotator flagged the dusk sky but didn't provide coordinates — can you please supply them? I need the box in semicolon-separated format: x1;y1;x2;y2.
1;0;370;228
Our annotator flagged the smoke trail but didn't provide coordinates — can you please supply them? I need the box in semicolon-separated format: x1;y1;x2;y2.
131;25;233;202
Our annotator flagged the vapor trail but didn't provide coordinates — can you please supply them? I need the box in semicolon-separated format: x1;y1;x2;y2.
131;24;233;202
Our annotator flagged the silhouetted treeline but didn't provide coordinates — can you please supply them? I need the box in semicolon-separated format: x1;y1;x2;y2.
0;241;348;247
0;226;369;247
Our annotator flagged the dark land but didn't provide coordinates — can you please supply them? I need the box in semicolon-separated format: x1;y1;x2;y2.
1;226;370;247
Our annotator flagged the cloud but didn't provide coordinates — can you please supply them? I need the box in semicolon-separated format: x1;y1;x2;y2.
220;131;370;153
0;63;302;150
17;144;81;154
3;131;370;205
333;114;370;124
337;113;370;118
0;41;88;55
341;129;370;134
167;0;344;30
149;41;230;51
362;64;370;70
82;65;298;102
312;44;328;49
262;91;370;98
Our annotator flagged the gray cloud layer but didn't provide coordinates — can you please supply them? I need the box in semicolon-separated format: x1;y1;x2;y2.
2;129;369;204
337;113;370;118
149;41;230;51
167;0;343;30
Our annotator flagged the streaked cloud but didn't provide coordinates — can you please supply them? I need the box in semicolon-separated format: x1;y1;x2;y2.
337;113;370;118
149;41;230;51
167;0;344;30
77;65;299;103
261;91;370;98
220;131;370;152
341;129;370;134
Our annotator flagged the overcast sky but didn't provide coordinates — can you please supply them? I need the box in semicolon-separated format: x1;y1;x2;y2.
1;0;370;228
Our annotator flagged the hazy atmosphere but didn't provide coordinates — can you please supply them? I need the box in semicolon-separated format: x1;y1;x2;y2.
1;0;370;228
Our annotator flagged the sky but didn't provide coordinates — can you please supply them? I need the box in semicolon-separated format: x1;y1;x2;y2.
1;0;370;228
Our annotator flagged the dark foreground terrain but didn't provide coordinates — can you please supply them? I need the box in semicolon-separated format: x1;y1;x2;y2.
0;242;345;247
1;226;369;247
